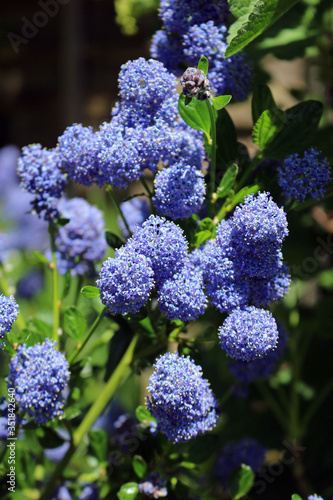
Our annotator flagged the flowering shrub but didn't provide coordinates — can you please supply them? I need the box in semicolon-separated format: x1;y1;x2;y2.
0;1;332;499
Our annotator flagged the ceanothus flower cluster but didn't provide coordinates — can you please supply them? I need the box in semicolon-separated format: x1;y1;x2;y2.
147;353;219;443
138;472;168;498
118;197;150;239
6;339;70;424
0;295;19;349
278;147;330;203
51;197;107;276
17;144;67;221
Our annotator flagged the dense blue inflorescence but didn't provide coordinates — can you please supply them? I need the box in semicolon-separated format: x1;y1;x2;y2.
7;339;70;424
118;197;150;239
218;306;279;361
51;197;107;276
17;144;67;221
16;270;44;300
138;472;168;498
278;147;331;203
147;353;219;443
0;295;19;349
153;163;206;219
97;247;155;315
215;437;267;488
157;259;208;321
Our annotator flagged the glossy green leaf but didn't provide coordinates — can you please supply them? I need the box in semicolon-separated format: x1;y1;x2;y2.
117;482;139;500
252;108;284;150
291;495;302;500
231;185;261;210
133;455;148;479
217;163;238;199
199;218;216;234
88;429;108;462
135;405;156;423
184;95;192;106
81;286;100;298
25;317;52;338
251;84;276;124
178;93;211;136
226;0;301;57
105;231;124;249
230;464;255;500
198;55;209;75
229;0;258;18
195;230;212;247
267;100;323;159
32;251;50;265
64;306;87;341
212;95;232;110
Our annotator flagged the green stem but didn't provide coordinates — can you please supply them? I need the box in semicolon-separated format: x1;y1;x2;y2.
236;154;263;190
206;100;217;216
256;381;289;432
49;224;60;345
300;378;333;433
140;177;155;213
39;334;139;500
74;275;84;307
106;185;132;237
68;307;107;365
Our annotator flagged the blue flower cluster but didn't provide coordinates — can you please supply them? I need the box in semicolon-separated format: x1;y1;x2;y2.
153;163;206;219
6;339;70;424
0;295;19;349
118;197;150;239
151;9;253;100
228;321;288;387
307;496;324;500
17;144;67;221
138;472;168;498
147;353;219;442
51;197;107;276
278;147;331;203
215;437;267;488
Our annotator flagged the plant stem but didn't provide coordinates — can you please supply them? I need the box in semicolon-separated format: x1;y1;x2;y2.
39;333;139;500
256;380;289;432
140;177;154;213
236;154;263;190
49;224;60;345
106;185;132;237
68;307;108;365
206;100;217;216
300;378;333;433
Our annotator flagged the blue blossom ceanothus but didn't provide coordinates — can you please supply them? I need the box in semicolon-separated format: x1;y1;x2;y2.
150;30;185;76
0;145;20;195
307;496;324;500
0;295;19;349
0;233;8;264
169;121;205;169
215;438;267;488
112;95;178;129
228;321;288;385
17;144;67;221
97;247;154;315
278;148;331;203
118;58;178;116
211;52;254;100
157;259;208;321
16;270;44;300
51;197;107;276
218;306;278;361
249;263;291;307
118;197;150;239
159;0;230;35
139;472;168;498
147;353;219;443
153;163;206;219
6;339;70;424
230;192;288;278
182;21;227;68
57;124;105;187
126;215;188;284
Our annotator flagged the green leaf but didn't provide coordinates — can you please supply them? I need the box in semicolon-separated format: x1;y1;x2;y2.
195;230;212;247
60;406;81;420
291;495;302;500
229;0;258;19
81;286;100;298
117;482;139;500
88;429;108;462
61;270;72;300
252;108;284;150
64;306;87;341
216;108;238;169
267;100;323;159
178;93;211;136
199;218;216;235
217;163;238;199
198;55;209;75
231;185;261;210
229;464;255;500
132;455;148;479
184;96;192;106
25;318;52;338
106;231;124;249
226;0;301;57
135;405;156;423
251;84;276;124
212;95;232;110
56;218;70;227
32;251;50;265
